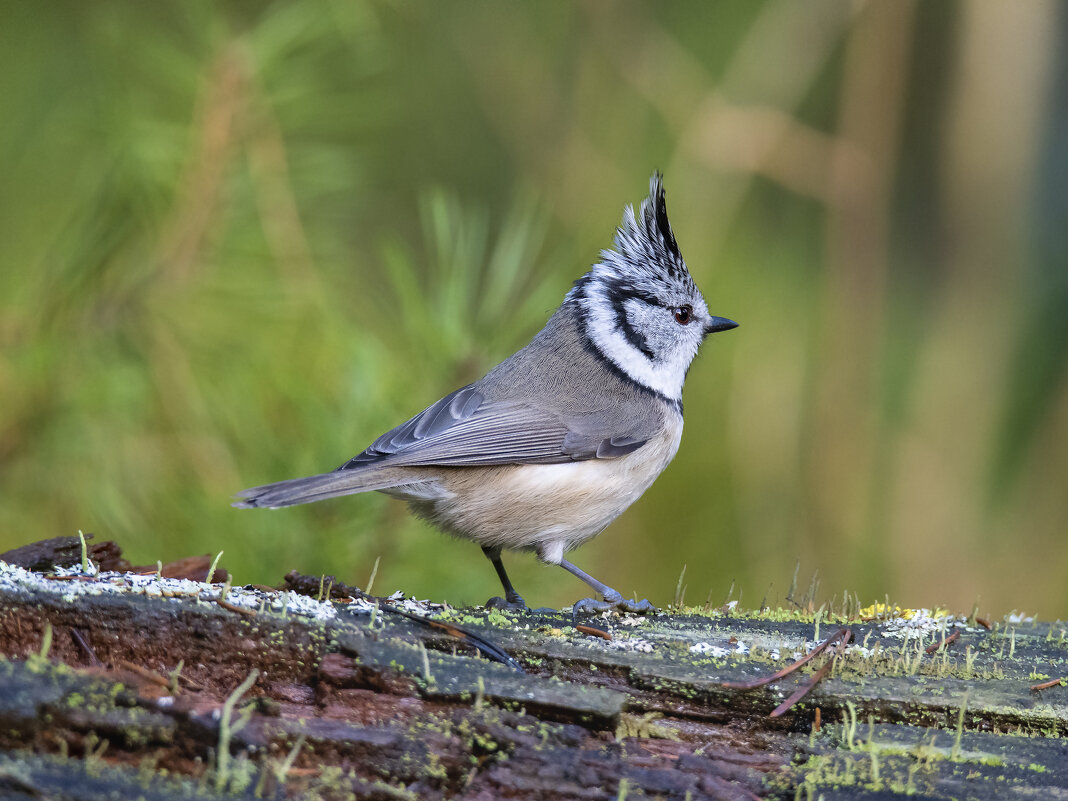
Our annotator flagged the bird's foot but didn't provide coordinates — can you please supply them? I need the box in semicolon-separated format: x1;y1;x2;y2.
485;595;557;615
573;589;655;615
485;593;527;612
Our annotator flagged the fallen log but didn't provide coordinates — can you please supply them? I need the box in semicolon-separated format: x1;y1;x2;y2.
0;537;1064;799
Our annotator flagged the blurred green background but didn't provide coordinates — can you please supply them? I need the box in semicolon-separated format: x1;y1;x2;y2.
1;2;1065;617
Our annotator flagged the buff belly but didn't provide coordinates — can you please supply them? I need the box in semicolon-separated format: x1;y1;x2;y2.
382;412;683;563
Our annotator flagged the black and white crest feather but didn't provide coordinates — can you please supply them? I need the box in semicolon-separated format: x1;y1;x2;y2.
595;172;696;294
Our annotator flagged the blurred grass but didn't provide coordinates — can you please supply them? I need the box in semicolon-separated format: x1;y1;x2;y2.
0;1;1065;616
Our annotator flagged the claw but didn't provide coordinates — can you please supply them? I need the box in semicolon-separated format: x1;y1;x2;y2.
556;559;655;615
485;595;528;611
573;596;655;615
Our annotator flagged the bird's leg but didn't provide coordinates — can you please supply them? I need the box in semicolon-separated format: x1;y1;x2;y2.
482;546;528;610
558;558;654;614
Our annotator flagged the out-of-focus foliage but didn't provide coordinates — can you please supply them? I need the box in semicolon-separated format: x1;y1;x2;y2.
1;2;1065;615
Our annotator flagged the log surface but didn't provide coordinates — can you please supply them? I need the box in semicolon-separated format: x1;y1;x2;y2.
0;538;1065;799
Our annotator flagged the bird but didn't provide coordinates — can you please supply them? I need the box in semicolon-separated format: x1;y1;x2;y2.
234;174;736;613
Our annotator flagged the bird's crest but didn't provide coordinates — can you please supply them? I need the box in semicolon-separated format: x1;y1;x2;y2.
588;173;696;300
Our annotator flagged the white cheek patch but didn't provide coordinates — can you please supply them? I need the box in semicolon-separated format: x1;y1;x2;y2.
583;282;688;401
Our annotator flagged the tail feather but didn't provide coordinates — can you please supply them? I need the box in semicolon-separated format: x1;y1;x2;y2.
233;466;414;509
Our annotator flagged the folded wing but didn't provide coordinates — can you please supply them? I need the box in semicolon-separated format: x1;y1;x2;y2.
337;384;651;470
235;384;656;509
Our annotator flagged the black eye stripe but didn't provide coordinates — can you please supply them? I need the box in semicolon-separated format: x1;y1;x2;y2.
614;303;655;360
601;285;657;360
604;284;664;309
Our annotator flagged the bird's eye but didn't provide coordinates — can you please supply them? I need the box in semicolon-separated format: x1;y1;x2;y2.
673;305;693;325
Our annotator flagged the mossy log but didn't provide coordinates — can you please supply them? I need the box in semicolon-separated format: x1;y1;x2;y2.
0;537;1065;800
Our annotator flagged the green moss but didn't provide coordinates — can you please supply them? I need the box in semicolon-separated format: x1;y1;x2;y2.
615;712;680;741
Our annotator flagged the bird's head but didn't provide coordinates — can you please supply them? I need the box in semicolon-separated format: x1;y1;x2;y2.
571;173;737;402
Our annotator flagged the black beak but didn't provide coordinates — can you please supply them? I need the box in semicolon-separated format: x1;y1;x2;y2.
705;316;738;335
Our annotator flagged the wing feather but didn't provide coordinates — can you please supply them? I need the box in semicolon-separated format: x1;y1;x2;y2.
336;384;654;471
